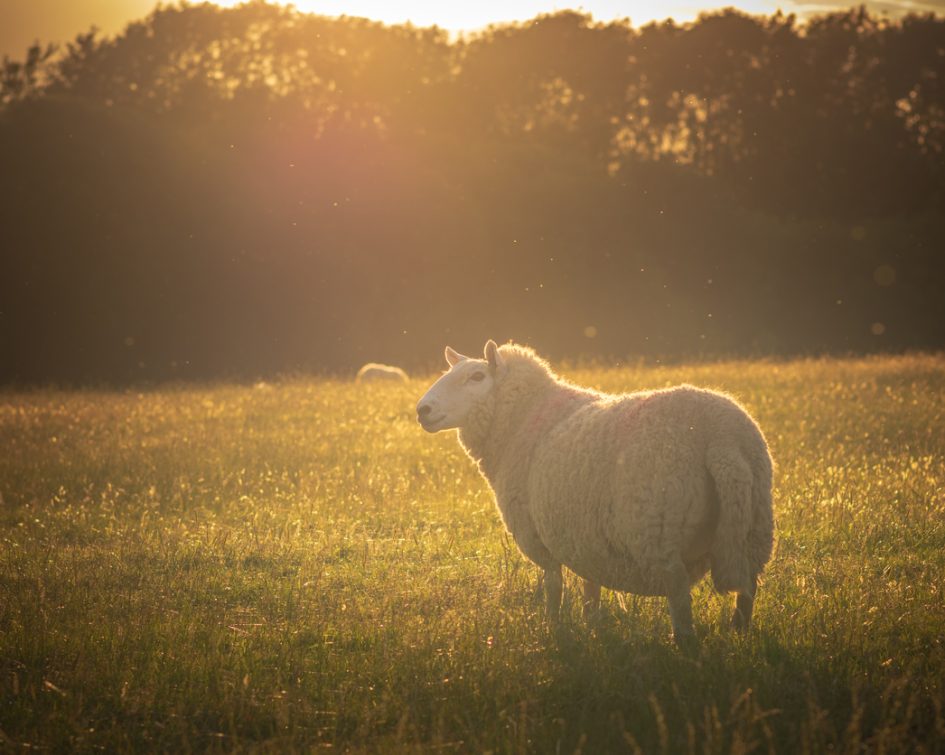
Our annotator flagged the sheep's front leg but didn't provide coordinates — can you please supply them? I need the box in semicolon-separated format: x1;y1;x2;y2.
544;565;563;621
582;579;601;619
507;518;561;621
664;559;695;646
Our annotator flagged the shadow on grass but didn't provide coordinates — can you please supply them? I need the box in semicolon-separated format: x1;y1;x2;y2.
478;605;901;753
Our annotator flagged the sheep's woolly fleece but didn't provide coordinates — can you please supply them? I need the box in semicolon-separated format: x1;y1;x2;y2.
423;343;774;633
356;363;408;382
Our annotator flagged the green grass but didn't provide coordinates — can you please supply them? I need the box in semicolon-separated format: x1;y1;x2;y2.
1;355;944;753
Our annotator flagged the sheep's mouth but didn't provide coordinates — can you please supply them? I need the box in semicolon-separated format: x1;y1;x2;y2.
418;414;446;432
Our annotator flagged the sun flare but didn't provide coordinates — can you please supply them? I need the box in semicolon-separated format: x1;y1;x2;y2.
206;0;786;31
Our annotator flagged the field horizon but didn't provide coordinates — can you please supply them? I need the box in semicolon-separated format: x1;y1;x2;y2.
2;353;944;752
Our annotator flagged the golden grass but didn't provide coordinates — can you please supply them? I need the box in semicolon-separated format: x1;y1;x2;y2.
1;354;944;751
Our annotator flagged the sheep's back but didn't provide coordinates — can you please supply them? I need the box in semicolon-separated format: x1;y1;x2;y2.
524;386;757;593
356;363;408;382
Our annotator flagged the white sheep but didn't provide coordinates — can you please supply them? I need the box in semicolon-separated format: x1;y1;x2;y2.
356;363;408;383
416;340;774;643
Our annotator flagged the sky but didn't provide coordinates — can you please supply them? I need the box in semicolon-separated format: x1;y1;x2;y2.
2;0;944;61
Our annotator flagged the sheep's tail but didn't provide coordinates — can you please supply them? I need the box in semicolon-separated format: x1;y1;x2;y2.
706;446;773;595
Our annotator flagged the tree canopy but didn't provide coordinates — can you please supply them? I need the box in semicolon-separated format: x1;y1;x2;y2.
2;2;943;381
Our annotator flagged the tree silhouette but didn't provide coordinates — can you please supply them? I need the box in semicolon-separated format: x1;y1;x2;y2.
1;3;943;382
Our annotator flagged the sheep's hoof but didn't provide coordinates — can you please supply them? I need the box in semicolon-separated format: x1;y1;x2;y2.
731;594;754;633
673;631;699;655
582;604;601;625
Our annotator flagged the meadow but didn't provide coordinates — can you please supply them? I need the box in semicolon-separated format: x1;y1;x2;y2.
1;354;944;753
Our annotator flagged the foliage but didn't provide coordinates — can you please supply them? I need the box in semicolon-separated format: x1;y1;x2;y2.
1;355;944;751
1;4;944;381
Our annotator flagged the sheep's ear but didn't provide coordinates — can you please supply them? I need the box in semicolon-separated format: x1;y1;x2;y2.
484;339;503;373
444;346;466;366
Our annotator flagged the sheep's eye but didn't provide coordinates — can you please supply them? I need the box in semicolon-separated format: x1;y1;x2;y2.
469;371;485;382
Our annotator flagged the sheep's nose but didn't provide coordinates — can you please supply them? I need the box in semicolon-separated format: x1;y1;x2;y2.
417;403;432;419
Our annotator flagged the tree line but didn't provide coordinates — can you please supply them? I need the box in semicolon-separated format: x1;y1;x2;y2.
1;2;943;382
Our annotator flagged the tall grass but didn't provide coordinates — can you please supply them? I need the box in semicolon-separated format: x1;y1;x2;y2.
1;355;944;752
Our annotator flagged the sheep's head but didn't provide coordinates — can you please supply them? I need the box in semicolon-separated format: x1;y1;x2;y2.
416;340;503;433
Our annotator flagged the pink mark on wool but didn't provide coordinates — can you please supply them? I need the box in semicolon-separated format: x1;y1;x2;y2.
618;394;653;431
524;388;583;435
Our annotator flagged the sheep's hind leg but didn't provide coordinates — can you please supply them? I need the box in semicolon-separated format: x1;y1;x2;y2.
664;559;696;647
731;575;757;633
544;565;563;622
582;579;601;619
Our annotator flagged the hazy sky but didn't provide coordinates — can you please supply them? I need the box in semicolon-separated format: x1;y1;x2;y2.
3;0;944;60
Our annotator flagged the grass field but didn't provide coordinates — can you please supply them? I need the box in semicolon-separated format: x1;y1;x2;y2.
1;355;944;753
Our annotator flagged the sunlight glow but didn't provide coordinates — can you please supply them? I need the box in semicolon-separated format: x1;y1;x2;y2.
209;0;788;31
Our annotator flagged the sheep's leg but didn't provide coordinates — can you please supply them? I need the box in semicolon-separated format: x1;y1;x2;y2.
664;559;696;645
544;565;563;621
731;575;757;633
582;579;601;619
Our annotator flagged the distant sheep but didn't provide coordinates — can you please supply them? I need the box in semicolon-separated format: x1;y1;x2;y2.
356;363;408;383
417;340;774;644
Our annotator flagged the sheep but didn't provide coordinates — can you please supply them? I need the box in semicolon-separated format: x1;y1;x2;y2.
356;363;409;383
416;340;774;644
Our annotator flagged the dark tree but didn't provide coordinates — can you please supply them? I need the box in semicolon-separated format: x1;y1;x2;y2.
1;3;943;382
